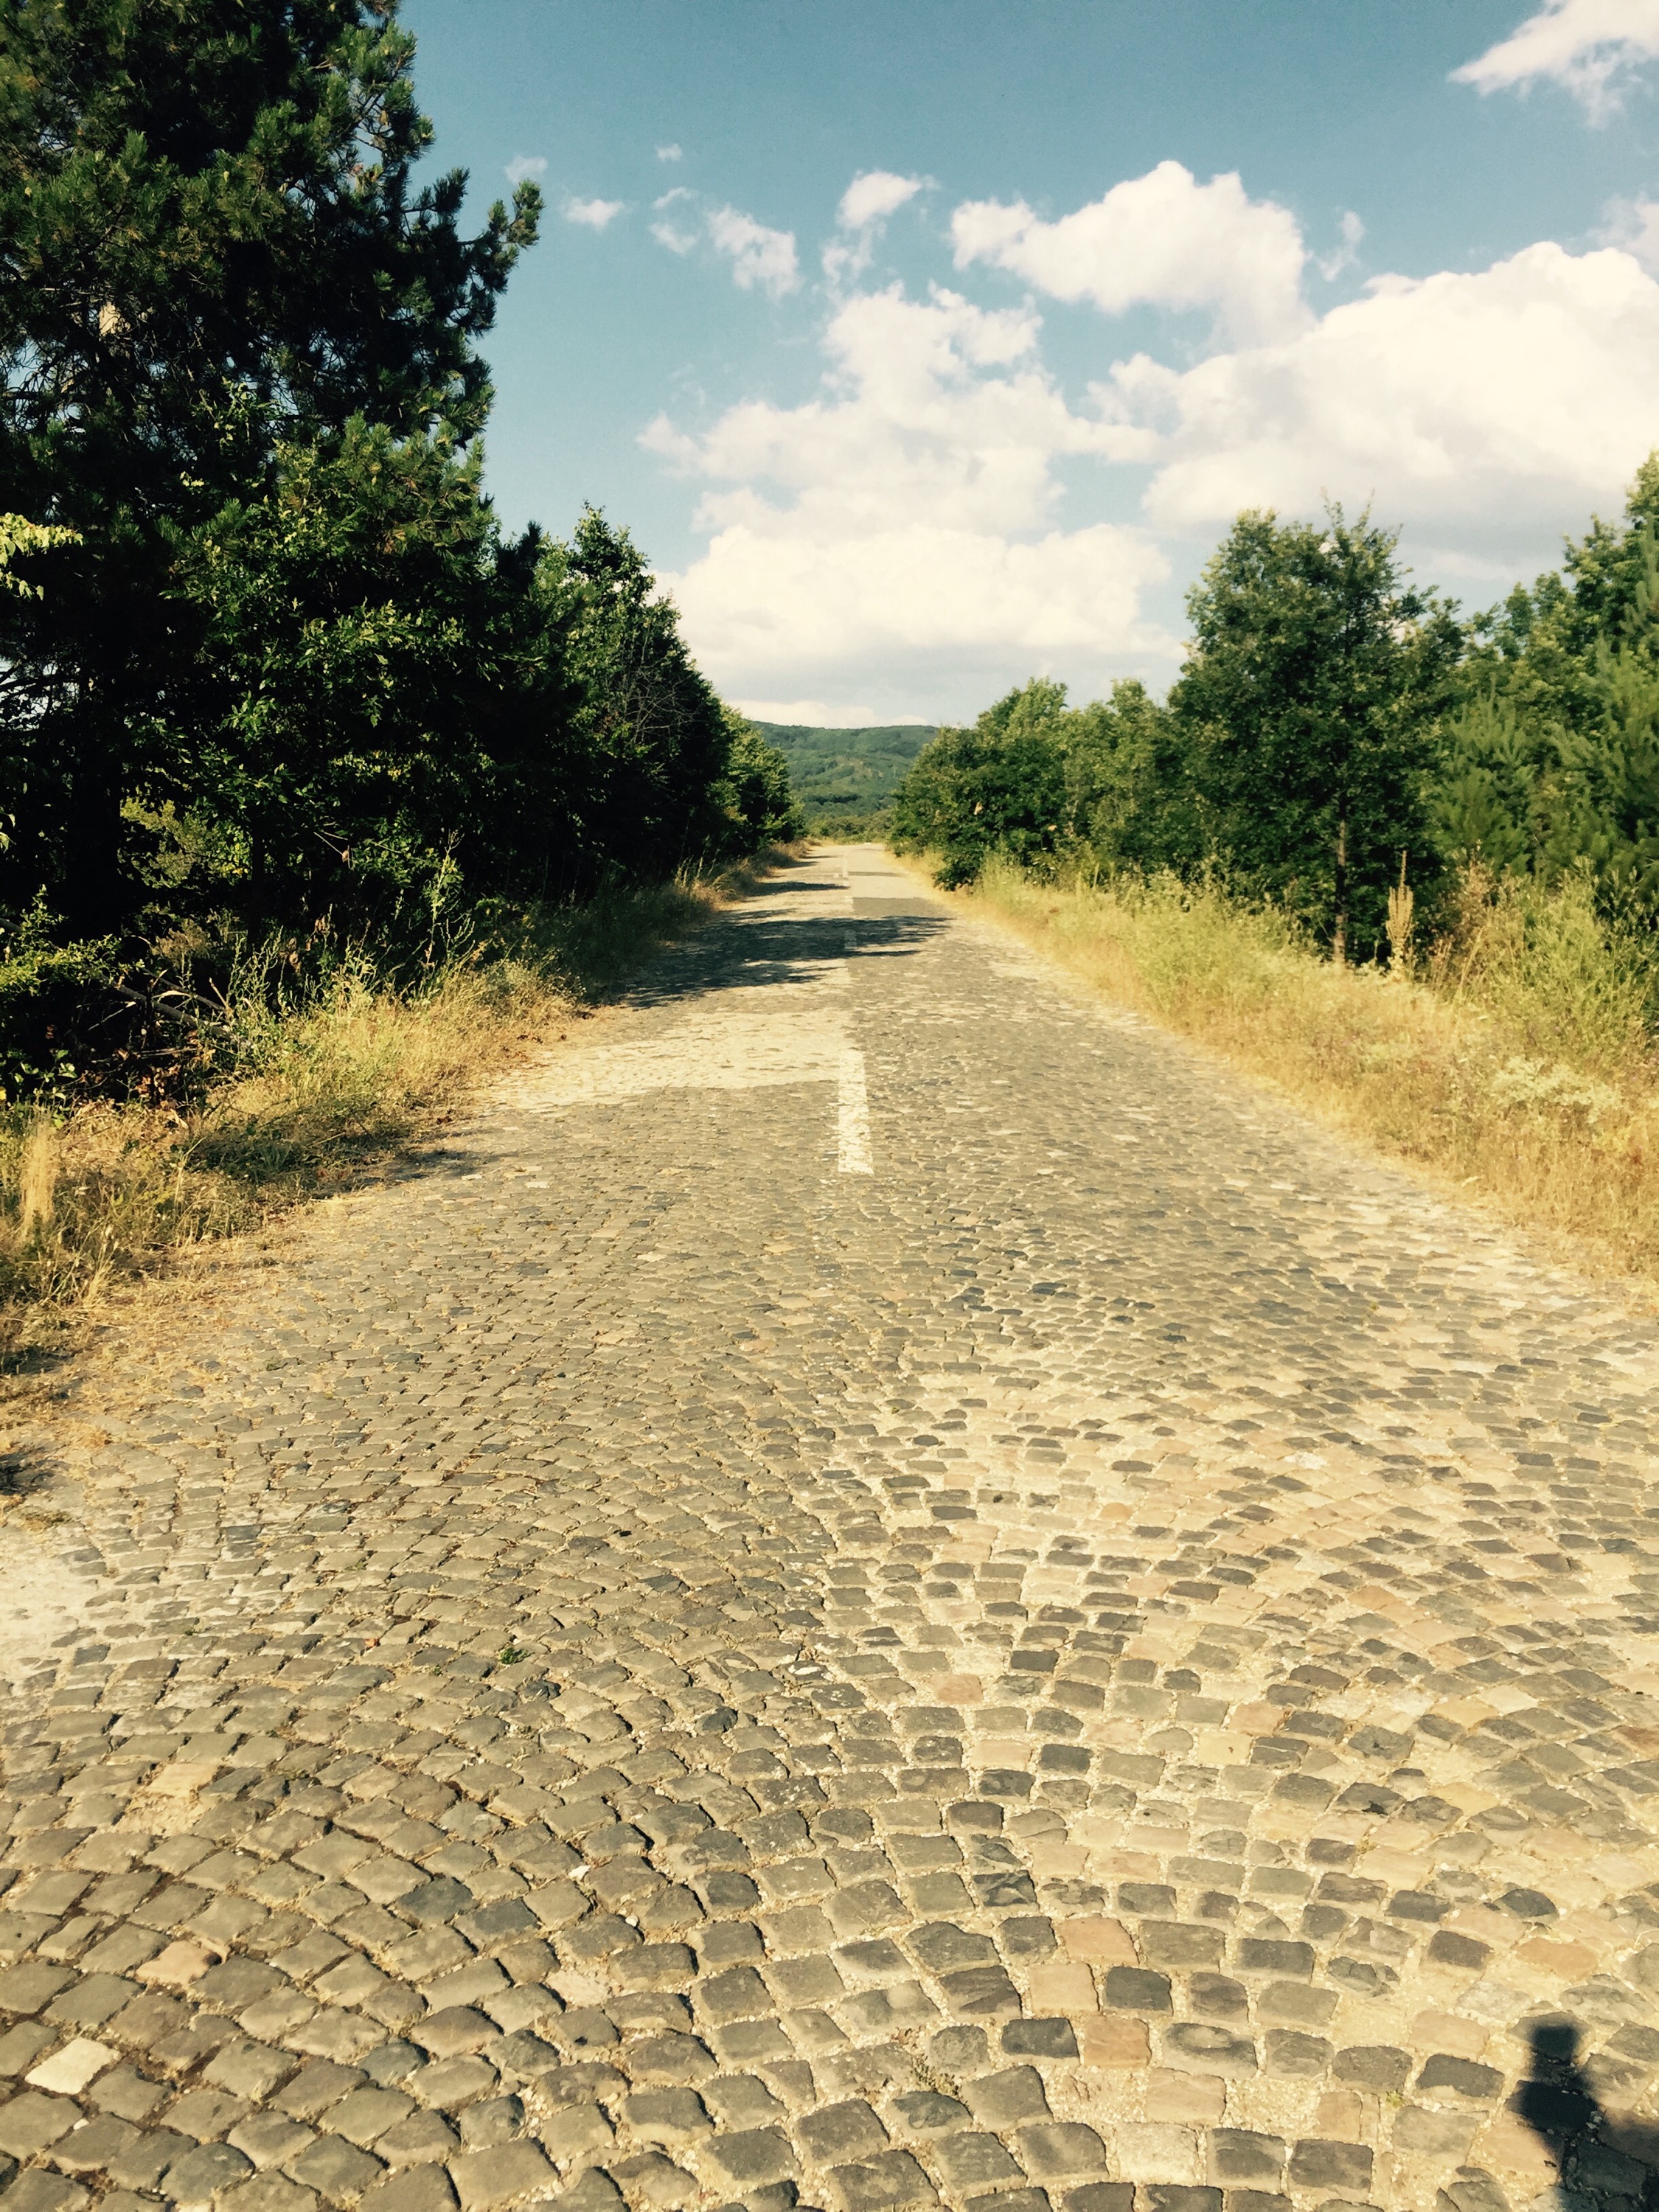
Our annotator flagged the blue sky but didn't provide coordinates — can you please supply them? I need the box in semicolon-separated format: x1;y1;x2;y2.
404;0;1659;723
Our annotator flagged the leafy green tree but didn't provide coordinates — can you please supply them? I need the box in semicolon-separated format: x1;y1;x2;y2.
1443;456;1659;914
1060;678;1201;872
1545;650;1659;912
1551;451;1659;665
553;509;737;882
718;713;804;850
164;413;585;935
0;1;799;1100
1172;507;1461;959
1429;690;1544;877
892;680;1069;886
0;0;540;933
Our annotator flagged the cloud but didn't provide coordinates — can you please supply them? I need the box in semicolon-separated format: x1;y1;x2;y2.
1099;241;1659;557
644;284;1172;712
706;206;800;297
825;171;929;286
1452;0;1659;119
1317;209;1365;282
641;160;1659;715
1600;195;1659;271
504;156;548;187
838;171;926;231
565;196;625;230
656;142;684;162
952;161;1309;344
650;192;697;254
649;201;801;294
733;695;892;728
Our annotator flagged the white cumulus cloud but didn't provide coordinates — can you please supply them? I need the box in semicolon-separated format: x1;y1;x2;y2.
656;142;684;162
1100;241;1659;563
504;156;547;187
706;206;801;297
565;196;625;230
952;161;1310;344
644;285;1171;714
640;159;1659;715
1452;0;1659;118
650;194;697;254
735;695;891;727
826;172;928;286
1317;209;1366;282
838;171;926;231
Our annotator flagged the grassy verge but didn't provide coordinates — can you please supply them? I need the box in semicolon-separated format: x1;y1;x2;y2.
0;860;776;1363
950;853;1659;1285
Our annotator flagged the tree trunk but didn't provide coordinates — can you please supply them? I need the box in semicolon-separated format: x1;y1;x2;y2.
1332;807;1349;967
63;691;124;939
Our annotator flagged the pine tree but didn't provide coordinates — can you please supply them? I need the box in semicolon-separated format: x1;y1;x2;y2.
0;0;540;933
554;510;736;882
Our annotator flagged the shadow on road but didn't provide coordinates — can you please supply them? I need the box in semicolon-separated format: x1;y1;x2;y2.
627;910;949;1010
1509;2019;1659;2210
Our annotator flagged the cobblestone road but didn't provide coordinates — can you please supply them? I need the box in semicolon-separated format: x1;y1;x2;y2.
4;846;1659;2212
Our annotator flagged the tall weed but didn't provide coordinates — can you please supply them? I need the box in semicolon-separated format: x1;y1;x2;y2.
0;866;759;1360
963;855;1659;1283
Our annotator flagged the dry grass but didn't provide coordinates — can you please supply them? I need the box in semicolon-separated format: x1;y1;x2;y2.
953;855;1659;1286
0;863;773;1363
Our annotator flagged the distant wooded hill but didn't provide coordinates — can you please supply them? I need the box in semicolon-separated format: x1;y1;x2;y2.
752;722;936;827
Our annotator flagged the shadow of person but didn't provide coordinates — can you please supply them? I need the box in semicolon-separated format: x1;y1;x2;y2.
1509;2017;1659;2210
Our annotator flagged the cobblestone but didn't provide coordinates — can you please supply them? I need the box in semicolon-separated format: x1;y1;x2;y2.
4;846;1659;2210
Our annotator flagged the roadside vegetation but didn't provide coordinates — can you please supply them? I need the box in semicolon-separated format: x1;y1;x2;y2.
894;475;1659;1281
964;860;1659;1278
0;1;801;1355
0;866;773;1361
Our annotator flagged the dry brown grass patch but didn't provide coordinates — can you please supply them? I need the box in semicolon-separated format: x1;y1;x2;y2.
946;855;1659;1289
0;858;780;1366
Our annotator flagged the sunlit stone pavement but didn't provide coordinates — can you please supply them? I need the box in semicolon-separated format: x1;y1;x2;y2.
4;848;1659;2212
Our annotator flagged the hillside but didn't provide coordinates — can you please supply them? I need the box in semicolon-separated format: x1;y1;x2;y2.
753;721;936;826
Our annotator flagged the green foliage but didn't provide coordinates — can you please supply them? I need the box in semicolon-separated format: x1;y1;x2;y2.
899;465;1659;981
892;682;1069;886
0;0;543;936
0;514;78;598
1443;460;1659;917
893;674;1217;888
1555;451;1659;664
897;510;1462;947
164;412;584;935
1170;506;1461;957
1547;650;1659;913
757;723;933;824
1430;689;1544;877
1054;678;1204;872
0;1;797;1099
812;810;894;841
719;714;806;847
553;509;741;881
0;902;121;1104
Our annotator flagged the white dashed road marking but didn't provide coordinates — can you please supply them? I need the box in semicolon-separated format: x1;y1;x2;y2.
837;1047;874;1174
